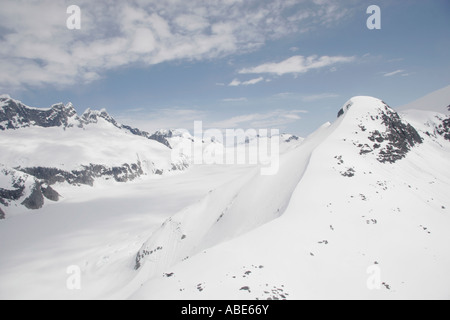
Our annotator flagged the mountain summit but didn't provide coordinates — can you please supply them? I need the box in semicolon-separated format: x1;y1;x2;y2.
337;97;423;163
0;96;79;130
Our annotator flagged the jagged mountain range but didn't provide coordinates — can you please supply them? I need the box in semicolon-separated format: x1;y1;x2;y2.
0;95;192;215
1;94;159;141
0;95;300;217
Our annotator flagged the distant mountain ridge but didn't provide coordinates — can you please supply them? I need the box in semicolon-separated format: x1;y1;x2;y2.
0;95;159;143
397;85;450;114
0;95;192;218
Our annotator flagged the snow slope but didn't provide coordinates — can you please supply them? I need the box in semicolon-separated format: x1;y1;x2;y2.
0;165;265;299
0;122;179;172
397;85;450;114
131;97;450;300
134;131;311;277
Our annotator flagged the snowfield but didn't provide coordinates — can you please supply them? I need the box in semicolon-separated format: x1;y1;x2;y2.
0;92;449;300
0;123;176;172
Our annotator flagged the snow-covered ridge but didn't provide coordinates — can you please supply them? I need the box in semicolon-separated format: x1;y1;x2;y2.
129;95;450;300
132;96;436;278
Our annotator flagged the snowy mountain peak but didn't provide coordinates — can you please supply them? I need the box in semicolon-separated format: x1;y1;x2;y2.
152;129;187;138
337;96;423;163
50;102;78;117
338;96;385;118
0;96;79;130
0;94;27;110
81;107;116;126
149;129;194;149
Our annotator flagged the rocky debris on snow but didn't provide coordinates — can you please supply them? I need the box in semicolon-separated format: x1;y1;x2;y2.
196;283;205;292
337;101;353;118
243;270;252;278
420;225;431;234
436;116;450;141
341;167;356;177
283;134;300;143
134;246;164;270
240;286;251;293
335;155;344;165
262;285;288;300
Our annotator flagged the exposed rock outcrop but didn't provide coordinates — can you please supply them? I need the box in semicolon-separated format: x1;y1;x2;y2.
20;162;145;187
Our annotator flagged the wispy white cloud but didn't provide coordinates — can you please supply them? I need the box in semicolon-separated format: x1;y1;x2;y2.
210;109;306;128
228;79;242;87
383;70;405;77
302;93;339;102
273;92;294;98
0;0;353;91
228;77;264;86
222;97;248;102
239;55;355;76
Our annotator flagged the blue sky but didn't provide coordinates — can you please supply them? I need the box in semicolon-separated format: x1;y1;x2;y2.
0;0;449;136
